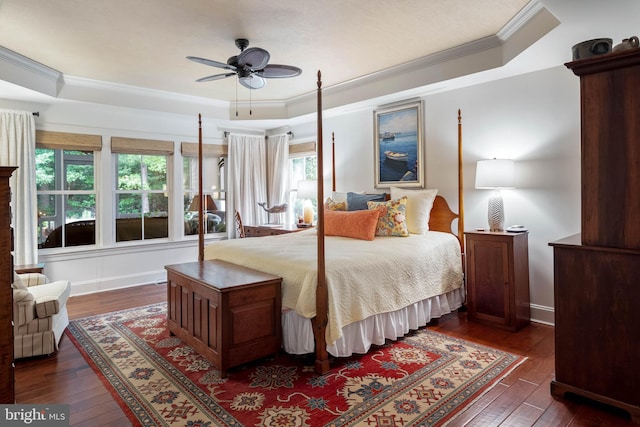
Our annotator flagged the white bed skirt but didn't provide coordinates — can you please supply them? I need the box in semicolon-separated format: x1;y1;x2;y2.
281;285;465;358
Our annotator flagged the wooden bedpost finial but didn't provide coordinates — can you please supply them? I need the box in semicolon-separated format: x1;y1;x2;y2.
458;109;461;123
317;70;322;89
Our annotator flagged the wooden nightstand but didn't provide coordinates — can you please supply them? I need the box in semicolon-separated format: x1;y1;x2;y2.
464;230;530;331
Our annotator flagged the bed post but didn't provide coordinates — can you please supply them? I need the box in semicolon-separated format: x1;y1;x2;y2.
331;132;336;192
198;113;204;262
314;71;330;374
457;109;464;256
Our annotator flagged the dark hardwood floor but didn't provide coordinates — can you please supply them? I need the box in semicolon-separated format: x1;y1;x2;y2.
15;284;635;426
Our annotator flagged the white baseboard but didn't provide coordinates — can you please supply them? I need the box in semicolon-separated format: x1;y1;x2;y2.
69;270;167;296
530;303;554;326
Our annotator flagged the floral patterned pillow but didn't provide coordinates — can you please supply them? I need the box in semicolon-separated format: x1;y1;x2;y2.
324;197;347;211
367;196;409;237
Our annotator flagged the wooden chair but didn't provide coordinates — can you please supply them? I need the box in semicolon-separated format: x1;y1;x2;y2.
234;210;246;238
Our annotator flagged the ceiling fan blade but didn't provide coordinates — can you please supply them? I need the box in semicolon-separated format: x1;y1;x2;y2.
239;74;266;90
258;64;302;78
187;56;236;71
196;72;236;83
237;47;270;70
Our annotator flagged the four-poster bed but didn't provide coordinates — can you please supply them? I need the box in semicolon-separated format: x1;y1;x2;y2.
196;71;465;374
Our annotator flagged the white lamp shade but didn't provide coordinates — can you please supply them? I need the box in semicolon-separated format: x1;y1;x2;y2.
475;159;515;189
297;180;317;200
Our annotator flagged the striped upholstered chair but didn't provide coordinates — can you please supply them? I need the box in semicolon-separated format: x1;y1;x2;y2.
12;272;71;358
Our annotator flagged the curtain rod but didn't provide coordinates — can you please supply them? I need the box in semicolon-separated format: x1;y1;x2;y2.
32;112;39;117
224;130;294;139
265;131;294;139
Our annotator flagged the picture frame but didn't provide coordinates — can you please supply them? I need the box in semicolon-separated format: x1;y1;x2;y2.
373;99;424;188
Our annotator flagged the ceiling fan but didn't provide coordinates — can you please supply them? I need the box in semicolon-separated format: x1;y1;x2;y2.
187;38;302;90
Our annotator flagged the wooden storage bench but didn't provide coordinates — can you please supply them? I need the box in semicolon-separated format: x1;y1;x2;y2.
165;259;282;377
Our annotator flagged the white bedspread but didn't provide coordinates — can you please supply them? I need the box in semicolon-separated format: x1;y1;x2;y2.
203;229;463;346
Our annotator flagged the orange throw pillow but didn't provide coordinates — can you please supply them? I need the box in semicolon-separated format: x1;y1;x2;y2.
324;209;380;240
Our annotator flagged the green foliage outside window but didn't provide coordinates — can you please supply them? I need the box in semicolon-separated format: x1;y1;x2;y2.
115;154;168;242
36;148;97;248
117;154;167;216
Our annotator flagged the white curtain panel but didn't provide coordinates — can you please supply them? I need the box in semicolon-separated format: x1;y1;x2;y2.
0;110;37;265
266;133;289;223
227;133;267;237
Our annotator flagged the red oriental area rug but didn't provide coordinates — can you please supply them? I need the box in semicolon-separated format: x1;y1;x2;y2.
66;303;525;426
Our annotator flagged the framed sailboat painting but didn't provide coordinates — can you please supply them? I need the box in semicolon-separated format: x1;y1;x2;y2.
373;99;424;188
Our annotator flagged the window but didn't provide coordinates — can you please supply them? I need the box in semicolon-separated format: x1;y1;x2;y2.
115;154;168;241
287;154;317;224
181;142;227;237
112;137;173;243
183;156;227;236
36;131;101;249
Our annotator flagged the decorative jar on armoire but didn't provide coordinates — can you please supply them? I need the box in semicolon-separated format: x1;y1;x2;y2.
550;48;640;423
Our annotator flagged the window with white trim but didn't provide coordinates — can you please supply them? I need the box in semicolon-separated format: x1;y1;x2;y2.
182;151;227;236
37;131;101;249
112;137;172;242
287;142;317;224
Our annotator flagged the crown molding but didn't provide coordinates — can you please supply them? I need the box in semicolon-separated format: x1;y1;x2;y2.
62;75;226;106
59;75;231;119
0;46;61;80
285;0;557;119
498;0;547;41
0;46;63;96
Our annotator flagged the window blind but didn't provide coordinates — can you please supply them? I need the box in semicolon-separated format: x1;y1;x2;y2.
180;142;227;157
36;130;102;151
289;141;316;157
111;137;174;155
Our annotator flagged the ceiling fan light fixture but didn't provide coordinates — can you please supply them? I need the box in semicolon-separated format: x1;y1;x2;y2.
240;74;266;90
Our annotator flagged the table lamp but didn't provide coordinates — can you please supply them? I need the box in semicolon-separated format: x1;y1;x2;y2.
297;180;317;224
188;194;217;212
475;159;515;232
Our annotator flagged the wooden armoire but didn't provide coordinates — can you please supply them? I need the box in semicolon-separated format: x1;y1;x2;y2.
550;49;640;423
0;167;16;403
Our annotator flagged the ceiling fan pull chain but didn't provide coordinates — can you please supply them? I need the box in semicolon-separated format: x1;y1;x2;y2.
235;78;239;117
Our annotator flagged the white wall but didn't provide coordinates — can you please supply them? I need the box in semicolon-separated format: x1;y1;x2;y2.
427;66;581;324
2;64;581;323
292;65;581;324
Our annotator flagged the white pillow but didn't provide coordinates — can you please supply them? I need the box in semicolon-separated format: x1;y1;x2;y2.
390;187;438;234
331;191;348;204
332;191;364;210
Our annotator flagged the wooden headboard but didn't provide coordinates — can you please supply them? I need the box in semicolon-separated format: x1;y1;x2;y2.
430;195;462;249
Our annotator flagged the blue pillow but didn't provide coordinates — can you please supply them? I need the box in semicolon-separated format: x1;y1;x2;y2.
347;192;386;211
